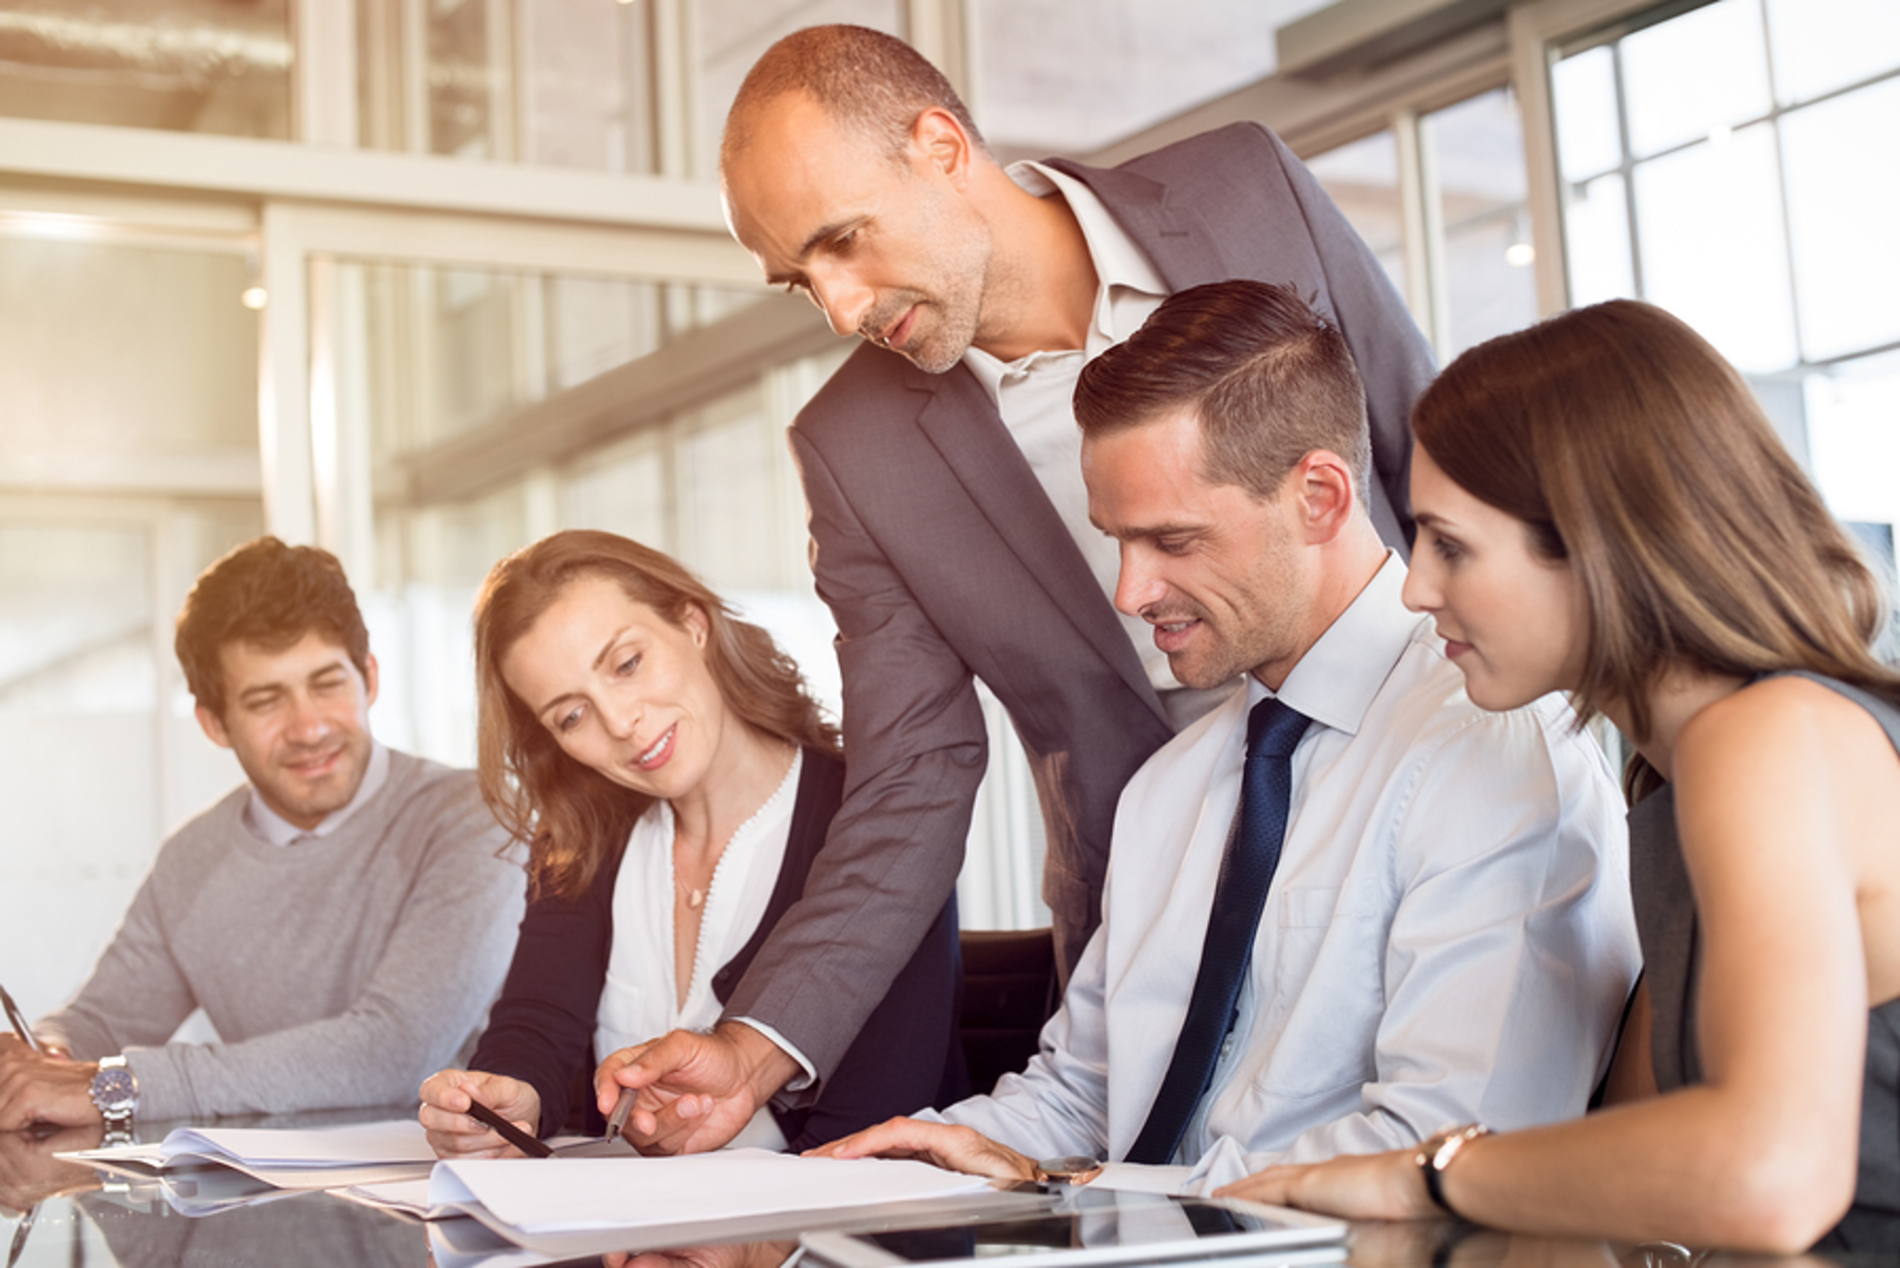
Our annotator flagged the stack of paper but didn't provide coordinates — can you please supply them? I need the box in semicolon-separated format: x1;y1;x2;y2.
409;1149;1014;1258
64;1118;437;1189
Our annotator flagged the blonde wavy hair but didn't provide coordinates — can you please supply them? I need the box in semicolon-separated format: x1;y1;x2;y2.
474;530;840;901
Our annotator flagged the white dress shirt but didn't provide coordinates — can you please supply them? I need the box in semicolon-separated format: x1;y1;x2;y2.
597;750;802;1150
939;555;1640;1184
964;162;1194;705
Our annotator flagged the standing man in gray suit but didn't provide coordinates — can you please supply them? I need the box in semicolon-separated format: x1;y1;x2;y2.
594;24;1435;1154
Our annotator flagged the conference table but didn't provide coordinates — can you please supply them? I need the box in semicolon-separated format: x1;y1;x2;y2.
5;1114;1896;1268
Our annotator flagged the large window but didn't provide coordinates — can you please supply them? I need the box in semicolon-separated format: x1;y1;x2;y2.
4;0;1893;986
1306;85;1537;362
0;218;267;1017
1551;0;1900;546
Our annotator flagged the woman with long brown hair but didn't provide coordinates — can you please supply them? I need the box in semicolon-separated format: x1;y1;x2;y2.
1224;301;1900;1251
418;530;964;1154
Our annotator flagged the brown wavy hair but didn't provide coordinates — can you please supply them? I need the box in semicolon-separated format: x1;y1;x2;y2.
474;530;841;901
175;535;372;718
1413;299;1899;789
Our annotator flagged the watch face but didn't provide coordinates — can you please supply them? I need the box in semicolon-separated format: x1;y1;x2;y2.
92;1066;137;1116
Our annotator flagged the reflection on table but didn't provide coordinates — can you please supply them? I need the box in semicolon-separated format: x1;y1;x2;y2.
4;1118;1897;1268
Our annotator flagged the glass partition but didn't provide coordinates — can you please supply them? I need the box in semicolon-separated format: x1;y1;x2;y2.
1423;87;1537;357
1305;130;1407;303
693;0;905;178
0;235;260;471
0;506;261;1022
0;0;291;138
970;0;1278;160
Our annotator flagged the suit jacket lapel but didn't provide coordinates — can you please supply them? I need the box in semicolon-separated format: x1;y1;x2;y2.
907;362;1166;724
1045;157;1231;291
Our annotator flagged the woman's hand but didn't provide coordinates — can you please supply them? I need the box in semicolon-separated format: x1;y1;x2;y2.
418;1069;542;1159
1216;1147;1435;1221
805;1117;1039;1182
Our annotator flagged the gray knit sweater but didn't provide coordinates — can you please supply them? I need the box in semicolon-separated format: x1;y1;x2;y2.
37;749;525;1122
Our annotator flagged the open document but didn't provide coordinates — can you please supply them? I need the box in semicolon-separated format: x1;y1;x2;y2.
62;1118;438;1189
410;1149;1006;1257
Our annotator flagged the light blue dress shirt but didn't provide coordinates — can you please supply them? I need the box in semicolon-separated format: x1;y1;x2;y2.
939;554;1641;1185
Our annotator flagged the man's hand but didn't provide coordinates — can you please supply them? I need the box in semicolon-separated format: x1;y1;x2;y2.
0;1043;100;1132
595;1021;799;1156
419;1069;544;1159
806;1117;1039;1183
0;1121;105;1215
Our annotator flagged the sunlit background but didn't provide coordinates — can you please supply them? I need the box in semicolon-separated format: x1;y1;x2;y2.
1;0;1895;1035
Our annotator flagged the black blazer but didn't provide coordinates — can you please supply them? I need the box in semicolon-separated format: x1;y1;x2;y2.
470;748;968;1150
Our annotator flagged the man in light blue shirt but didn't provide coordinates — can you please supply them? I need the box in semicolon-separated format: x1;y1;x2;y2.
817;280;1639;1187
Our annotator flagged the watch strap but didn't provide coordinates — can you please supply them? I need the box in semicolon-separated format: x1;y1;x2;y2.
1415;1123;1491;1216
89;1053;139;1123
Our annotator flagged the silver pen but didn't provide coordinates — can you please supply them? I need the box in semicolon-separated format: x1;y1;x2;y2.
605;1086;637;1139
1;983;41;1054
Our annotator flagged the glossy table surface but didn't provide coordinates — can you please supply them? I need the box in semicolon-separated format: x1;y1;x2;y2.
5;1118;1897;1268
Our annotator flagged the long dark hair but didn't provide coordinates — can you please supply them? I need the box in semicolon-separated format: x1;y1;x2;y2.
1413;300;1898;766
474;530;840;900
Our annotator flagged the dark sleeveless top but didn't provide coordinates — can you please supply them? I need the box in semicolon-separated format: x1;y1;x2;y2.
1628;671;1900;1238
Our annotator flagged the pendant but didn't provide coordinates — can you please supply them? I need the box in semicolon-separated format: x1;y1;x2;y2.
686;887;705;910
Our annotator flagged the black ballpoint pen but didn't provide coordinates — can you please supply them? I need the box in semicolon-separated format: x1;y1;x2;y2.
464;1098;555;1158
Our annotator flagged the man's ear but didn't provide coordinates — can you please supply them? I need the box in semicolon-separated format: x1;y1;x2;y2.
1296;450;1358;544
362;653;380;708
910;107;974;184
196;703;233;750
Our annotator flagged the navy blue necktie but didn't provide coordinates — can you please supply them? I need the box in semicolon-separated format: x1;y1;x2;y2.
1125;697;1310;1165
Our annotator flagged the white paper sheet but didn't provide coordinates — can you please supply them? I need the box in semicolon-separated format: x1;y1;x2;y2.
432;1149;995;1236
62;1118;437;1189
159;1119;435;1166
1089;1163;1193;1195
339;1176;437;1217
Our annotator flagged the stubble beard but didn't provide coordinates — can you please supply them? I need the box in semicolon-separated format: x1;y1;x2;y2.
889;209;995;375
1161;599;1296;693
864;286;982;375
264;736;369;826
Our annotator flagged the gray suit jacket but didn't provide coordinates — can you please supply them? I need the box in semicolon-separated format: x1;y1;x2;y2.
729;122;1437;1086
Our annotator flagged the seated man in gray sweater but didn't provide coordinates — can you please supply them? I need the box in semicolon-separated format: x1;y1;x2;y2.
0;537;524;1134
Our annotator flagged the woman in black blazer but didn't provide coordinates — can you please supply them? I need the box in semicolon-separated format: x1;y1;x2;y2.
420;530;964;1154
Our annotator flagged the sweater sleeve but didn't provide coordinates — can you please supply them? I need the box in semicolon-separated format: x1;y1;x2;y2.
34;844;213;1061
118;780;526;1120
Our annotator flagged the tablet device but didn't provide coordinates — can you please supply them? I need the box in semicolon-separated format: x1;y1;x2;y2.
801;1188;1346;1268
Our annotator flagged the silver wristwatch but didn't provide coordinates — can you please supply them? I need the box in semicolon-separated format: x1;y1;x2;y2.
90;1054;139;1142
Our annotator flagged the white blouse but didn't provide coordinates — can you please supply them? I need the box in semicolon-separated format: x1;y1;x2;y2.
594;750;802;1150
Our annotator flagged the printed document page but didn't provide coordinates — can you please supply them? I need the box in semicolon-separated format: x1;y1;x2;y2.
428;1149;997;1250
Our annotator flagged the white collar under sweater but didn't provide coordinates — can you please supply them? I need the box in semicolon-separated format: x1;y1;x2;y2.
245;741;392;846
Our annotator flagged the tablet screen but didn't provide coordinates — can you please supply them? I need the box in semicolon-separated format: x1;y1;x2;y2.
802;1190;1345;1268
